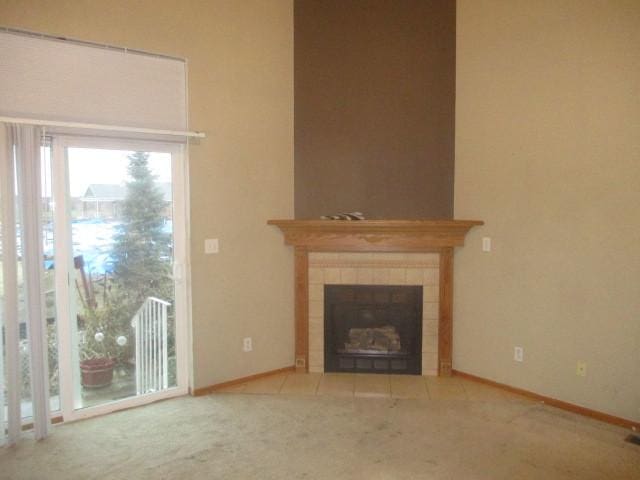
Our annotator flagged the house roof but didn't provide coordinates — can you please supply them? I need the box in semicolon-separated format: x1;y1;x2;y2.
82;183;171;201
82;184;126;200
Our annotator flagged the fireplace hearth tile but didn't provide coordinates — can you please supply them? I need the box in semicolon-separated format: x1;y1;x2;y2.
317;373;355;397
426;375;463;387
280;373;321;395
390;375;428;399
426;382;467;400
354;374;391;398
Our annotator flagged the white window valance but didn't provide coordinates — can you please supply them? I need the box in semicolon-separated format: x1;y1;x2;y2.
0;29;189;133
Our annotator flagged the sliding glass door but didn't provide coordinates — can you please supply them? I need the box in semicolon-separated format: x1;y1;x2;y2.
52;137;188;420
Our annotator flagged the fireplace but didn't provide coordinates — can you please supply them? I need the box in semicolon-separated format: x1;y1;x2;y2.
308;252;440;374
324;285;422;374
267;219;483;376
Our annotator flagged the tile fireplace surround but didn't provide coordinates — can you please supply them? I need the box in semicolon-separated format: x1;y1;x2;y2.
309;252;440;374
268;219;483;376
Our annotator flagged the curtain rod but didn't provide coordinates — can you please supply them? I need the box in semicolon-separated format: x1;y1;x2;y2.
0;116;205;138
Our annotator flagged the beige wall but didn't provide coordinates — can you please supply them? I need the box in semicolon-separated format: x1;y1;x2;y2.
455;0;640;421
0;0;295;389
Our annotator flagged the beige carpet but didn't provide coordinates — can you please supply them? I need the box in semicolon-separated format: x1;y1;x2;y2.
1;376;638;479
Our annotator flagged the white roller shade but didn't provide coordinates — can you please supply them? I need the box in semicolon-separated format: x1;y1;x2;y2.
0;30;187;132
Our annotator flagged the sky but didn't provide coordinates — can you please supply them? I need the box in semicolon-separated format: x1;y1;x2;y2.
67;148;172;197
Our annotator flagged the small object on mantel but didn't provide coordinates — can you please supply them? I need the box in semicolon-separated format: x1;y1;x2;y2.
320;211;365;220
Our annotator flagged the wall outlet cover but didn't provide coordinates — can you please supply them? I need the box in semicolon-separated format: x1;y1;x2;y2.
576;361;587;377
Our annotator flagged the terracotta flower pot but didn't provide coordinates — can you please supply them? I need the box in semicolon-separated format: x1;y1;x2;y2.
80;358;115;388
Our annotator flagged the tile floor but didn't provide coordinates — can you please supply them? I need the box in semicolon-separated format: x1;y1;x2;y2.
215;371;526;402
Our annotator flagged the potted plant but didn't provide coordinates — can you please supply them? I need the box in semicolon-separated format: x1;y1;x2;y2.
80;298;131;388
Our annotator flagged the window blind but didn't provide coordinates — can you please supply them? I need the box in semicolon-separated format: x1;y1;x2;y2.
0;30;187;132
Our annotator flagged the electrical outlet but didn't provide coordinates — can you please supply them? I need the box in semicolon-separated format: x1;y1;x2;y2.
514;346;524;362
482;237;492;252
243;337;252;352
576;361;587;377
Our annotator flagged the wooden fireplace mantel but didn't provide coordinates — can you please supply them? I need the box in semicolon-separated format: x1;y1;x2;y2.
267;219;483;376
267;219;483;251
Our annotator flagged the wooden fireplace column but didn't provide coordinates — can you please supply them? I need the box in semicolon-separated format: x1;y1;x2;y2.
438;247;454;376
294;246;310;371
268;220;483;376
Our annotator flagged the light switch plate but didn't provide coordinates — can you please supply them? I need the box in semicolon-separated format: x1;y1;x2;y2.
514;346;524;362
482;237;491;252
204;238;219;254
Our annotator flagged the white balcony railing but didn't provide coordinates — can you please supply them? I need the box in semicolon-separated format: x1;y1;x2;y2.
133;297;170;395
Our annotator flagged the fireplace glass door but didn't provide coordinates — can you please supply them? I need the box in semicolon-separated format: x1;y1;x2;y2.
324;285;422;374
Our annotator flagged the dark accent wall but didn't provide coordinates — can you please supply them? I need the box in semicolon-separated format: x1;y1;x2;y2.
294;0;455;219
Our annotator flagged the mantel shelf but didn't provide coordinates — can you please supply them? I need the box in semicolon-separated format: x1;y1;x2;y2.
267;219;484;251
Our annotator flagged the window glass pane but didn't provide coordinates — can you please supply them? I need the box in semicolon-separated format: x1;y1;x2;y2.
67;146;176;409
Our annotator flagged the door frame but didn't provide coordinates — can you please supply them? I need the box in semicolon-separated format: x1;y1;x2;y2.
52;135;191;422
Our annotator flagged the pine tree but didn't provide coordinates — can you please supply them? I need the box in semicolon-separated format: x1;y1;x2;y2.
82;151;173;364
111;152;172;305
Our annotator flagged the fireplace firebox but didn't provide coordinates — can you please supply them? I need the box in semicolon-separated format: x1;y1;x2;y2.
324;285;422;375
